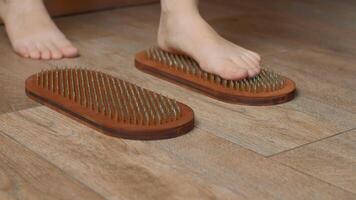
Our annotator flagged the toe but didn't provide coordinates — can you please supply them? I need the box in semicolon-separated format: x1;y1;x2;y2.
30;50;40;59
54;38;79;58
237;56;258;77
247;68;258;77
13;45;29;58
28;45;41;59
253;65;261;75
47;42;63;59
247;50;261;62
60;45;79;58
218;61;249;80
246;64;260;77
37;43;51;60
245;52;262;74
244;53;259;67
245;51;262;73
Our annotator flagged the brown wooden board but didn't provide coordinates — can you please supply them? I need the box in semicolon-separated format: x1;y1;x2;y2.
135;48;296;105
25;68;194;140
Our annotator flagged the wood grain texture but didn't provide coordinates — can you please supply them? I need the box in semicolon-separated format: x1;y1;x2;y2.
272;129;356;194
0;0;354;155
0;131;105;200
53;42;356;156
0;107;243;200
0;107;354;200
43;1;356;156
263;48;356;113
205;0;356;56
0;0;355;198
0;54;45;114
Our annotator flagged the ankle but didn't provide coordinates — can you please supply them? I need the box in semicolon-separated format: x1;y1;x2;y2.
161;0;199;15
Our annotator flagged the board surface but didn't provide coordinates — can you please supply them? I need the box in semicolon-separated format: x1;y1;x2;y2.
135;48;296;105
25;68;194;140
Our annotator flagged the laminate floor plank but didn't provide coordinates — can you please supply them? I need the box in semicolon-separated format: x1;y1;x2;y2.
272;129;356;194
0;131;105;200
263;48;356;113
48;43;355;156
0;1;354;198
0;54;47;114
0;107;354;200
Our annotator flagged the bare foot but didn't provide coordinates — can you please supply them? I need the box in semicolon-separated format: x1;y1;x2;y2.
0;0;78;59
158;1;261;80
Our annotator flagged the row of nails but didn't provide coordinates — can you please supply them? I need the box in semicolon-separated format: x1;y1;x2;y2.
147;47;286;92
36;68;182;125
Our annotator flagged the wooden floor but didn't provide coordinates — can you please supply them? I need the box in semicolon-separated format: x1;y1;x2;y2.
0;0;355;199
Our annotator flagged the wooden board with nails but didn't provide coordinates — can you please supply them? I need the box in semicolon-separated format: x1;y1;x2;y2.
135;48;296;105
25;68;194;140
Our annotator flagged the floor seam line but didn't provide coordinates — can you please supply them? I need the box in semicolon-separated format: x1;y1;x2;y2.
271;158;356;195
197;126;356;195
268;127;356;158
0;105;42;117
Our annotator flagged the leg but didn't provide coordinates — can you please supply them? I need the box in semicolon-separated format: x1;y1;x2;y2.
158;0;261;80
0;0;78;59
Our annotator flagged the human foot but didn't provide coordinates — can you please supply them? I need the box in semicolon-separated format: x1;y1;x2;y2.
158;3;261;80
0;0;78;59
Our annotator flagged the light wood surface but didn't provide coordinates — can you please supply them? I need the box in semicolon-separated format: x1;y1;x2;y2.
0;107;354;200
0;131;105;200
272;129;356;194
0;0;355;199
